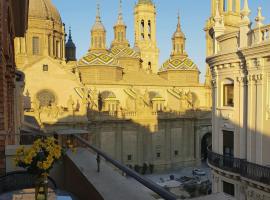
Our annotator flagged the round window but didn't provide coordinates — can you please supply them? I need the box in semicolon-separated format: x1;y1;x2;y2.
36;89;56;107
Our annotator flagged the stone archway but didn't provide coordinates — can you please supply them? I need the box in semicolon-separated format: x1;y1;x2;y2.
195;126;212;164
201;132;212;161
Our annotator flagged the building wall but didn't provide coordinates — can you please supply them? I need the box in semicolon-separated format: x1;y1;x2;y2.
0;0;28;175
206;1;270;198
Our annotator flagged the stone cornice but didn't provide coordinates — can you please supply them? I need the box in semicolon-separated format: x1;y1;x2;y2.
206;52;240;68
217;31;239;43
240;42;270;58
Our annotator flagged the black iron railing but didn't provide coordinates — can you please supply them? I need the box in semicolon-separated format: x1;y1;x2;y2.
207;148;270;185
71;134;177;200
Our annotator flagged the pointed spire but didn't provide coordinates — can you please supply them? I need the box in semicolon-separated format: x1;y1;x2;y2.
255;7;265;28
116;0;125;25
241;0;251;22
96;3;101;22
92;2;105;31
214;0;221;22
173;11;184;38
177;11;181;31
68;26;72;41
214;0;224;27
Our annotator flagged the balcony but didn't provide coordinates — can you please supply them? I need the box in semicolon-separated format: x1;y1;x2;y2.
207;149;270;185
1;133;178;200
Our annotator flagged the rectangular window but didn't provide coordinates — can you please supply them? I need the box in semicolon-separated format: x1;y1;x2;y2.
43;64;48;72
32;37;40;55
223;83;234;107
174;150;179;156
127;155;132;161
223;130;234;157
156;152;161;158
223;181;235;196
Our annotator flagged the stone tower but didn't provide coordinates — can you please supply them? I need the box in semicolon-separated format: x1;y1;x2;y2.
90;4;107;52
134;0;159;73
171;14;187;59
111;0;129;48
65;27;76;61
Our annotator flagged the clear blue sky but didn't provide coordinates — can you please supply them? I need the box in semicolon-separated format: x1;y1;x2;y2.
52;0;270;80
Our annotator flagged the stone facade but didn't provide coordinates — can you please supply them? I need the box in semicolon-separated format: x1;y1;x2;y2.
0;0;28;174
15;0;212;171
206;0;270;199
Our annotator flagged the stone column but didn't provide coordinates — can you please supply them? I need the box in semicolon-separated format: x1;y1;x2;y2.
255;75;263;164
237;75;248;159
247;75;255;163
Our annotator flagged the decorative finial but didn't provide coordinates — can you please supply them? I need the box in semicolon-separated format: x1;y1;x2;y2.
241;0;251;21
117;0;124;25
177;10;180;26
255;7;265;27
214;0;224;26
176;11;181;31
214;0;221;19
96;2;101;22
68;26;72;40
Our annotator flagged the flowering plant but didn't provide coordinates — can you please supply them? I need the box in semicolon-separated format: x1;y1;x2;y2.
14;137;64;176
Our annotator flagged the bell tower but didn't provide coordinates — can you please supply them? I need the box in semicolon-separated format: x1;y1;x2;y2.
134;0;159;73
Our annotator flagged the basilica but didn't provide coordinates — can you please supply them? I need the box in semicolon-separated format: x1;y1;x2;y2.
14;0;212;170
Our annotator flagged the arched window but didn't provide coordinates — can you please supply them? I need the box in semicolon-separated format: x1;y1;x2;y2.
176;44;180;53
148;62;152;70
56;41;60;58
99;37;102;48
148;20;151;39
94;37;98;48
141;20;145;39
120;32;123;42
118;32;121;41
223;78;234;107
32;37;40;55
181;44;184;53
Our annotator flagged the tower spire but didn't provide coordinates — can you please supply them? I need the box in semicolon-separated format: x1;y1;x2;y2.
68;26;72;41
117;0;124;25
96;3;101;22
171;11;186;58
111;0;129;47
90;2;106;51
65;26;76;61
177;11;181;32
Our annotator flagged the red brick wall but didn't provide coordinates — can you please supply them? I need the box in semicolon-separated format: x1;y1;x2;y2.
0;0;17;175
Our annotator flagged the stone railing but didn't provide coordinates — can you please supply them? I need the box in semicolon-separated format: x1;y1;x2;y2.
249;24;270;45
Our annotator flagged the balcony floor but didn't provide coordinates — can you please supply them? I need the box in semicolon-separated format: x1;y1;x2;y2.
67;148;156;200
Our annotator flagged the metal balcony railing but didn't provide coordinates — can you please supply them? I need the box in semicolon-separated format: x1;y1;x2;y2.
207;148;270;185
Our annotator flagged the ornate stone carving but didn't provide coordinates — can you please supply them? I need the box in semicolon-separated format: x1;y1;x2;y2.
168;88;198;110
75;87;98;111
124;87;152;112
67;95;75;112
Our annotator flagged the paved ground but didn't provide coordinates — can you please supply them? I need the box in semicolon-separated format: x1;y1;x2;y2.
144;162;212;184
